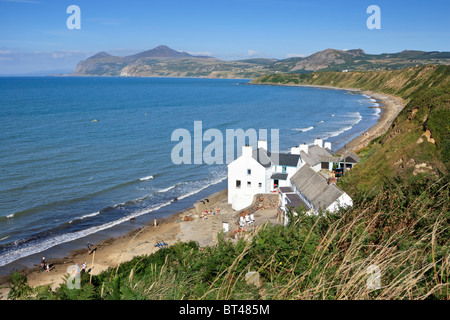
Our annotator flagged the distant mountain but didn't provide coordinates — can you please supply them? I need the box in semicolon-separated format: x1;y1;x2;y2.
72;45;450;78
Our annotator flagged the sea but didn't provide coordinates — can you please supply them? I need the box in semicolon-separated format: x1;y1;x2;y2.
0;76;380;274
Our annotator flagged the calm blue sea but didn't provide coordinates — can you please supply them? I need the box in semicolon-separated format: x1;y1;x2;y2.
0;76;380;273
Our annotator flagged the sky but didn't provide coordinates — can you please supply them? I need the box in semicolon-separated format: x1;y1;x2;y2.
0;0;449;74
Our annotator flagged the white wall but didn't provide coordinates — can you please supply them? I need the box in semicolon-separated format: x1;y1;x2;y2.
228;153;267;211
325;193;353;213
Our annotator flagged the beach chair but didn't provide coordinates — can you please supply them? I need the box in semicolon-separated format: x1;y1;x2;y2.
155;240;168;249
239;216;245;228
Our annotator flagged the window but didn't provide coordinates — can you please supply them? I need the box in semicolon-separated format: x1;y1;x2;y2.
258;182;262;188
282;166;287;173
247;169;251;175
236;180;241;188
247;181;251;187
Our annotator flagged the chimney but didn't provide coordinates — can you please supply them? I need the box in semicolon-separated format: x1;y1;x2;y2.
314;138;323;148
257;139;267;151
242;145;253;158
299;143;309;154
290;146;301;155
324;142;331;150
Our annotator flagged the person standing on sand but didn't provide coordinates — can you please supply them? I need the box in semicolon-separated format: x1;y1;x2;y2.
154;218;157;227
40;257;46;272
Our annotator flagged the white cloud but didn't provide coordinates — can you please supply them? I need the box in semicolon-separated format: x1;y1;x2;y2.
186;51;213;57
247;49;260;57
0;50;12;54
285;53;306;58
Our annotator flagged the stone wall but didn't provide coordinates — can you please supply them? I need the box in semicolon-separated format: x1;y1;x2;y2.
194;189;228;214
237;193;280;215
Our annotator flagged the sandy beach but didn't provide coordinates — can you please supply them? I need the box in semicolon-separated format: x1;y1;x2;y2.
0;85;405;300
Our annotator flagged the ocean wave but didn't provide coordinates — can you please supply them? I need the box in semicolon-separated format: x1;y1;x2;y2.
322;112;362;139
139;175;154;181
292;126;314;132
0;172;228;267
68;211;100;224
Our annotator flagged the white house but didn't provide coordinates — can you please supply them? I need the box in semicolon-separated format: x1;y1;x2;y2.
228;140;302;211
228;138;353;213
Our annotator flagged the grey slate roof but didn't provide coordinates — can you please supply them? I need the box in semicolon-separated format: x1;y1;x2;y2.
285;193;308;210
279;186;294;193
308;145;333;158
290;164;346;211
252;148;300;168
299;150;321;166
302;145;339;166
339;152;360;164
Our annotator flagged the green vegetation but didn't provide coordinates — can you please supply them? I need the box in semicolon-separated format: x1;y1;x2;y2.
7;177;449;300
6;65;448;300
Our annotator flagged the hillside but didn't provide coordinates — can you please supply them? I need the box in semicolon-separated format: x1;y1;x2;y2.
270;49;450;73
72;46;450;78
251;65;450;194
73;45;275;78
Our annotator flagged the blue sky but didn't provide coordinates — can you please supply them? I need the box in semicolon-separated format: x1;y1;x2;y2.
0;0;449;74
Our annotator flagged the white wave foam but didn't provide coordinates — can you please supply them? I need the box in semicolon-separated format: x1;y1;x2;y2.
0;173;228;267
0;201;173;267
139;175;154;181
323;112;362;139
177;175;227;201
6;214;14;218
68;211;100;224
292;126;314;132
156;183;180;194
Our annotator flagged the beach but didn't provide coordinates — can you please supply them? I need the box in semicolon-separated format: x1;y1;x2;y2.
0;86;405;300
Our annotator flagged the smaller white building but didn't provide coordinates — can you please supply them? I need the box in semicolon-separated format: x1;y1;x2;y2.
287;164;353;215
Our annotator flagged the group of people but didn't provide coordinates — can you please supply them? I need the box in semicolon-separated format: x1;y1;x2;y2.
40;257;50;272
201;207;220;220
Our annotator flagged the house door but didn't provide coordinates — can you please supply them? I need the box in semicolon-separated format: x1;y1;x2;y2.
273;179;279;189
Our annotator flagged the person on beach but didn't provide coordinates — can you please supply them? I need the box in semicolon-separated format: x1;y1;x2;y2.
154;218;157;227
40;257;46;272
87;242;92;253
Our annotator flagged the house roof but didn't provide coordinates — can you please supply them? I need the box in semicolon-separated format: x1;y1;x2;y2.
308;145;333;158
300;150;321;166
252;148;300;168
271;173;288;180
279;186;294;193
339;152;360;163
285;193;308;210
290;164;346;211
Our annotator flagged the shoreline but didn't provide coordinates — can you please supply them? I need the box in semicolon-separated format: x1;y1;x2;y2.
0;188;230;299
0;84;406;299
249;82;406;154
